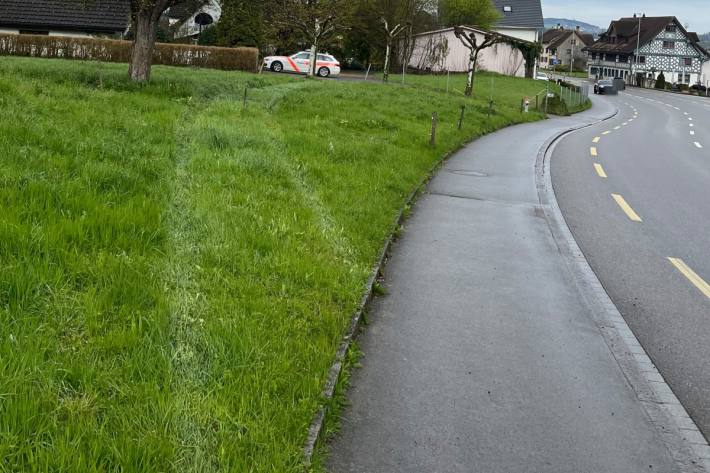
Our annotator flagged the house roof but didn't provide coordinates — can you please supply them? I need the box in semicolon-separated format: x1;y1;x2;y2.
579;33;595;46
412;25;533;45
0;0;130;33
543;28;595;49
542;29;572;48
167;3;195;22
584;16;707;57
492;0;544;29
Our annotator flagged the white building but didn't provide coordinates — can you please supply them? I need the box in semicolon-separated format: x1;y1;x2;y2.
408;27;528;77
168;0;222;40
491;0;544;43
585;16;710;86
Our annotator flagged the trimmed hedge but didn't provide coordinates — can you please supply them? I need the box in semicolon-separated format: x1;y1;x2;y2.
0;34;259;72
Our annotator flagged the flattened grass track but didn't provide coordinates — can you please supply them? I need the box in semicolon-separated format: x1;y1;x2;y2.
0;57;548;471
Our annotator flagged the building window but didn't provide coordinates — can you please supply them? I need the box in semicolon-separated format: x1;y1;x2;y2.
503;6;512;12
685;74;691;83
615;55;619;62
566;49;572;55
663;41;675;49
665;25;676;33
682;57;692;66
637;56;646;63
571;39;577;45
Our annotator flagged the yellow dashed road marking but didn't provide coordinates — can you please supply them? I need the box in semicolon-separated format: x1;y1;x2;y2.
612;194;642;222
590;147;598;157
668;258;710;299
593;137;601;143
594;163;608;178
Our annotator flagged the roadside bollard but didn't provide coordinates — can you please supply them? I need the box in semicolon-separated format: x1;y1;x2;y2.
524;96;530;113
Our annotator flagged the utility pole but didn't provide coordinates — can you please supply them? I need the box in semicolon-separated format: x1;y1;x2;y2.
633;13;644;86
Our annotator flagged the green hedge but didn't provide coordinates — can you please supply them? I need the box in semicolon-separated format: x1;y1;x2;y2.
0;34;259;72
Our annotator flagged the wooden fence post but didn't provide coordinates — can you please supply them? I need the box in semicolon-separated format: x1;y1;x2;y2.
458;105;465;130
430;112;438;147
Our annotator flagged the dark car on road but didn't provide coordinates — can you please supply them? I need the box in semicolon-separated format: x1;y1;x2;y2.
594;80;615;95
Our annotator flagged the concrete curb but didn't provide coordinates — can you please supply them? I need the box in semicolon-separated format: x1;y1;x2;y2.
536;107;710;472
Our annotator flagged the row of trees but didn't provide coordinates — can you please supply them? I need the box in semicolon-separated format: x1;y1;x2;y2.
128;0;538;95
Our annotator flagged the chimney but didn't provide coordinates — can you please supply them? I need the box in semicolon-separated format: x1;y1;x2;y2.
633;13;637;18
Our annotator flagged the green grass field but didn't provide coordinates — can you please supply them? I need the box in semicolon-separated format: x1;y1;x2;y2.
0;57;555;471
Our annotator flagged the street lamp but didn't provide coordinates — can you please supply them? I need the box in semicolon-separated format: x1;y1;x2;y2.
632;13;644;86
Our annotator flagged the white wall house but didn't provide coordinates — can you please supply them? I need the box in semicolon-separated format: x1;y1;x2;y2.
702;60;710;89
586;16;710;86
408;27;527;77
490;0;544;76
169;0;222;40
491;0;543;43
0;0;129;38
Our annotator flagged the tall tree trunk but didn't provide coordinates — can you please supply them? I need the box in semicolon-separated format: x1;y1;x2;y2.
383;39;391;82
309;41;318;77
465;50;479;96
129;11;158;82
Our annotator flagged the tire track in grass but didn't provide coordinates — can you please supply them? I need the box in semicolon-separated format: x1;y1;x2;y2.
165;106;218;473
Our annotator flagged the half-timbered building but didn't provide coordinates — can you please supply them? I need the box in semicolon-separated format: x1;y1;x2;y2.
584;16;709;86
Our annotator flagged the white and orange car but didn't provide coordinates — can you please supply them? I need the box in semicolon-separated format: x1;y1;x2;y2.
263;51;341;78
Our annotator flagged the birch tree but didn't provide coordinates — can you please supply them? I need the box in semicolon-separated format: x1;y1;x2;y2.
276;0;351;77
382;18;407;82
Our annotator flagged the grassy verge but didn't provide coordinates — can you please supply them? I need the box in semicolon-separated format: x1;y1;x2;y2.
1;57;551;471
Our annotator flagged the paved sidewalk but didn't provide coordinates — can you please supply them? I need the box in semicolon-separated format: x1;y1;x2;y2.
327;101;684;472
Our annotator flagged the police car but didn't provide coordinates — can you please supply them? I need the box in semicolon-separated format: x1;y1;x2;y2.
264;51;341;78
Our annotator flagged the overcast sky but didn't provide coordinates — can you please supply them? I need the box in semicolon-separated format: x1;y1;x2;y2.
542;0;710;34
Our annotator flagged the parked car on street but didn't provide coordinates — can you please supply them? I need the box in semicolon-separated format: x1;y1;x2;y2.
263;51;341;78
535;72;550;81
594;79;615;95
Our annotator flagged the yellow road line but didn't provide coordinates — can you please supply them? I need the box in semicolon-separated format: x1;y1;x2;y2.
612;194;642;222
593;136;601;143
602;131;611;135
668;258;710;299
590;147;598;156
594;163;607;178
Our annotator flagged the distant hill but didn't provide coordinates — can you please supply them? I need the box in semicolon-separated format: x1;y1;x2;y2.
699;32;710;42
544;18;604;36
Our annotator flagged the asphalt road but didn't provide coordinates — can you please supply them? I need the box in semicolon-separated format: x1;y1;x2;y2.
551;88;710;441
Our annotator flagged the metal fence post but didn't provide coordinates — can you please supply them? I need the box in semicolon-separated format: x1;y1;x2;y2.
430;112;437;147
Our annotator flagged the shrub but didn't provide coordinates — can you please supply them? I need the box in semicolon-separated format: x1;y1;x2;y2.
198;25;218;46
655;72;666;89
0;34;258;72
